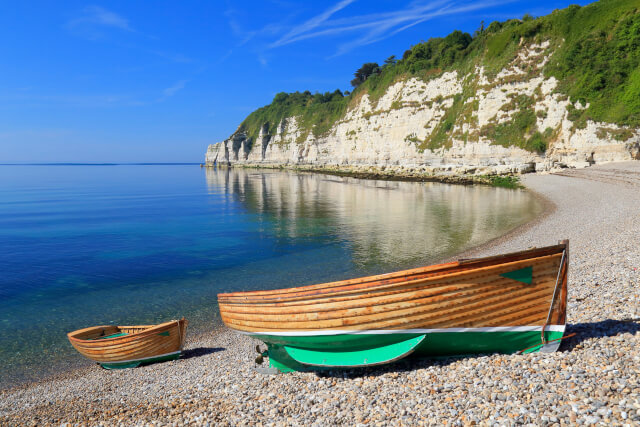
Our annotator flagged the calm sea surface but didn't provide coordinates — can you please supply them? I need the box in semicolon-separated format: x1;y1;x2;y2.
0;165;542;387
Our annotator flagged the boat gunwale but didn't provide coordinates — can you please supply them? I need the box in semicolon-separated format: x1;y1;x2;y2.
219;253;563;304
67;320;186;345
218;244;566;301
220;279;558;322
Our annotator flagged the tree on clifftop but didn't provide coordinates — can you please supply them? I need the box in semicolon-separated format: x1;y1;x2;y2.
350;62;380;87
383;55;397;67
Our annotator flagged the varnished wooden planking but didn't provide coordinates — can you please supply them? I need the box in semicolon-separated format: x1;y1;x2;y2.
76;335;182;354
219;244;567;298
219;258;561;315
220;271;558;318
70;333;185;362
221;290;556;331
220;282;556;326
219;244;566;299
70;331;180;357
219;289;558;327
218;243;568;333
219;257;560;319
68;319;188;363
219;254;561;304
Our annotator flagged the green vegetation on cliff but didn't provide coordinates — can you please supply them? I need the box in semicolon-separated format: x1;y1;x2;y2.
236;0;640;152
239;90;347;145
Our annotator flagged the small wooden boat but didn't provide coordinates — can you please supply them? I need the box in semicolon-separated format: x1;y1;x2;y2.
67;318;188;369
218;242;568;372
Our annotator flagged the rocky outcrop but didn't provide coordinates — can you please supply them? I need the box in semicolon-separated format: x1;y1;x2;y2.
206;41;640;175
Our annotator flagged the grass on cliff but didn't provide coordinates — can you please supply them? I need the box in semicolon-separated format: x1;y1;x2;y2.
238;90;348;146
482;0;640;128
543;0;640;127
237;0;640;151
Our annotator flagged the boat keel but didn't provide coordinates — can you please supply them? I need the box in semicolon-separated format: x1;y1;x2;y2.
100;351;182;370
258;328;565;373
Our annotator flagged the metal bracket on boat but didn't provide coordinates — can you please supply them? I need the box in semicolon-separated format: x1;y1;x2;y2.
516;332;576;355
541;249;567;344
252;345;279;374
254;345;268;365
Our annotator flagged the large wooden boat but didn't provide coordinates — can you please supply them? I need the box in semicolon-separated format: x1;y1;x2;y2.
218;242;569;372
67;318;188;369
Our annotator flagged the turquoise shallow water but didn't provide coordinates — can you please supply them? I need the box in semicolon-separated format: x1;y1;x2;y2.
0;165;542;388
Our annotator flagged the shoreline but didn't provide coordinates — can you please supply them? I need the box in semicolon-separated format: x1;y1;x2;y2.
450;184;557;262
209;162;524;188
0;164;542;393
2;161;639;425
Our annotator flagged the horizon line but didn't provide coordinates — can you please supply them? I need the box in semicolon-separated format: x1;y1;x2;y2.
0;162;203;166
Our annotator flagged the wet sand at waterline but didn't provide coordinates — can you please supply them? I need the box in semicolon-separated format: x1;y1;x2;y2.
1;162;639;425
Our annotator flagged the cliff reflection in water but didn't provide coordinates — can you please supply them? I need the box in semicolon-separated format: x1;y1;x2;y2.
205;167;542;270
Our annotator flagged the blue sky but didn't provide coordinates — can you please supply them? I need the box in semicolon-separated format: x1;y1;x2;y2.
0;0;593;163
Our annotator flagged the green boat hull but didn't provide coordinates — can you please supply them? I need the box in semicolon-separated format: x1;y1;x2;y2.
100;351;182;370
248;327;565;373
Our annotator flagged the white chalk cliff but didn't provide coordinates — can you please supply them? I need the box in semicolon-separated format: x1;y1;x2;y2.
206;41;640;175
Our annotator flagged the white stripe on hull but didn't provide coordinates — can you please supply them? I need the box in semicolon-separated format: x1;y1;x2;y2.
239;325;566;336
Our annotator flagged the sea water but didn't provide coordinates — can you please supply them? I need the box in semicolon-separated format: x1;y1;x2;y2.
0;165;542;387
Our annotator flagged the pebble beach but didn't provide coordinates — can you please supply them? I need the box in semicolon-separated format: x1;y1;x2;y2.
1;161;639;426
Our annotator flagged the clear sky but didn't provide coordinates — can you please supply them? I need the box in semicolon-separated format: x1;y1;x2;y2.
0;0;593;163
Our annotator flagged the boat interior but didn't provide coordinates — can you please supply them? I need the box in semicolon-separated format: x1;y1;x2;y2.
68;325;155;341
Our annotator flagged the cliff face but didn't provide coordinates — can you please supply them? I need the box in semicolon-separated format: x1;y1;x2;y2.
207;4;640;175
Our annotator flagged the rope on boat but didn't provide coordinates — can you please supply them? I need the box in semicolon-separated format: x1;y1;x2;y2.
541;249;567;344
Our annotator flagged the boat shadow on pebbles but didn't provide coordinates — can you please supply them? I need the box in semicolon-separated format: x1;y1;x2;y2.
181;347;225;360
561;318;640;351
310;319;640;379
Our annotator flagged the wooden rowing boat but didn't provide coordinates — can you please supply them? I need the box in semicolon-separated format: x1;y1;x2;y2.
67;318;188;369
218;242;569;372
